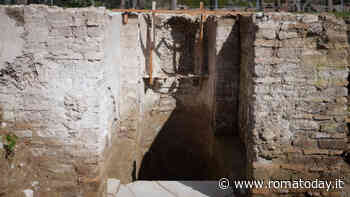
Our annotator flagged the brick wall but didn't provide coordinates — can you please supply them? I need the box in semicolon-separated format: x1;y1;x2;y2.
0;5;120;196
240;13;350;196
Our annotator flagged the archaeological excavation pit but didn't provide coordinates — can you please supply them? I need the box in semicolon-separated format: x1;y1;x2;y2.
0;5;349;197
106;13;248;183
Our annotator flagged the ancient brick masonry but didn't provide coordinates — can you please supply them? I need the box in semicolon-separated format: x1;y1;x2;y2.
0;5;121;197
240;13;350;196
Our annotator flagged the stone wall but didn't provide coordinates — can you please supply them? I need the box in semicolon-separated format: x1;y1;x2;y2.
240;13;350;196
0;5;120;197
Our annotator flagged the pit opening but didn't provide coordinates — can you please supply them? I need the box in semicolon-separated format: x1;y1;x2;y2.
133;15;247;182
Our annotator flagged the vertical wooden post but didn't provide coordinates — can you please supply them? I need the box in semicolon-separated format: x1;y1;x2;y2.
200;1;204;42
149;1;156;85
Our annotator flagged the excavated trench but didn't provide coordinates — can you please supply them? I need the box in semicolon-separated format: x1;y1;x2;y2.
139;16;246;182
111;14;248;183
136;90;247;182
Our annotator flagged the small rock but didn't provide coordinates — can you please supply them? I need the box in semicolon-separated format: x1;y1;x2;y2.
303;15;319;23
279;31;298;39
308;23;323;35
260;129;275;141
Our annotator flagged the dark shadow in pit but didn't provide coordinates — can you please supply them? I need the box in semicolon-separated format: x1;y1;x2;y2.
214;16;241;136
138;101;217;180
137;78;247;183
138;16;247;182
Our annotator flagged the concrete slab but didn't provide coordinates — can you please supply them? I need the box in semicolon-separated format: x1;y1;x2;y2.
115;181;234;197
116;185;136;197
108;179;121;197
